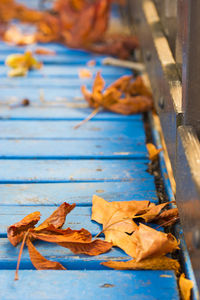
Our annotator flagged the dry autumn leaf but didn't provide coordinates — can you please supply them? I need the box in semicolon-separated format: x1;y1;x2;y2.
3;25;35;45
7;211;41;247
146;143;163;161
132;223;179;262
26;238;66;270
34;48;56;55
8;202;112;279
101;256;180;274
134;202;170;223
179;273;194;300
81;72;153;116
0;0;138;59
78;68;92;79
155;208;179;227
6;51;42;77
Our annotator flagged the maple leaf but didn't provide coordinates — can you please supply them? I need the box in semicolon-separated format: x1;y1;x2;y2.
8;202;112;279
179;273;194;300
92;196;180;260
92;195;150;257
81;72;153;117
101;256;180;274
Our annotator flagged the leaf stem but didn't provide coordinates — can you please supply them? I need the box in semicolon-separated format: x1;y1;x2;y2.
73;107;101;129
15;230;30;281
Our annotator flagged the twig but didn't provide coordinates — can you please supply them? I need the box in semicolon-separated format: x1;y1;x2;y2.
102;57;145;72
73;107;101;129
155;217;180;230
15;230;30;281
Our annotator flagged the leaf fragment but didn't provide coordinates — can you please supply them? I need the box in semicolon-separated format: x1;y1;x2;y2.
26;238;66;270
31;225;112;256
132;223;179;261
155;208;179;227
179;273;194;300
35;202;76;231
101;256;180;274
146;143;163;161
78;68;92;78
7;211;41;246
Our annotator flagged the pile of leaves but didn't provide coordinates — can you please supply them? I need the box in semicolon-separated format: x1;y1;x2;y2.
92;195;180;271
82;73;153;115
7;202;112;280
8;196;180;278
0;0;138;59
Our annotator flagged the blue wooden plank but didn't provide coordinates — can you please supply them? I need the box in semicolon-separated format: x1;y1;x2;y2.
0;182;157;205
0;206;162;237
0;120;145;139
0;139;147;159
0;77;126;88
0;206;100;236
0;107;141;121
0;159;151;183
0;53;106;65
0;87;84;102
0;65;132;78
0;238;130;269
0;270;179;300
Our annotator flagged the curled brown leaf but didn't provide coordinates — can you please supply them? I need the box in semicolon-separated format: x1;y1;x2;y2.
7;211;41;246
132;223;180;262
101;256;180;274
35;202;76;231
26;238;66;270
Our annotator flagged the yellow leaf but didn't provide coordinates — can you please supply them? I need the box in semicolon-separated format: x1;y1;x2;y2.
179;273;194;300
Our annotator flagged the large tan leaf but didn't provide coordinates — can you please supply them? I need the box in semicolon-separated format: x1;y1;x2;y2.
27;239;66;270
101;256;180;274
132;223;179;261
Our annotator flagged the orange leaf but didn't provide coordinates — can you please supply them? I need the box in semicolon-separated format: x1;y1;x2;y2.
146;143;163;161
92;195;143;257
132;223;179;262
31;225;112;256
7;211;41;246
101;256;180;273
26;238;66;270
134;202;170;223
34;48;56;55
3;25;35;45
155;208;179;226
87;60;96;67
58;239;112;256
179;273;194;300
78;68;92;79
35;202;76;231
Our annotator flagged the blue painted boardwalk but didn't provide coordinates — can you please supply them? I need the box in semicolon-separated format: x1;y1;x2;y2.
0;3;180;299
